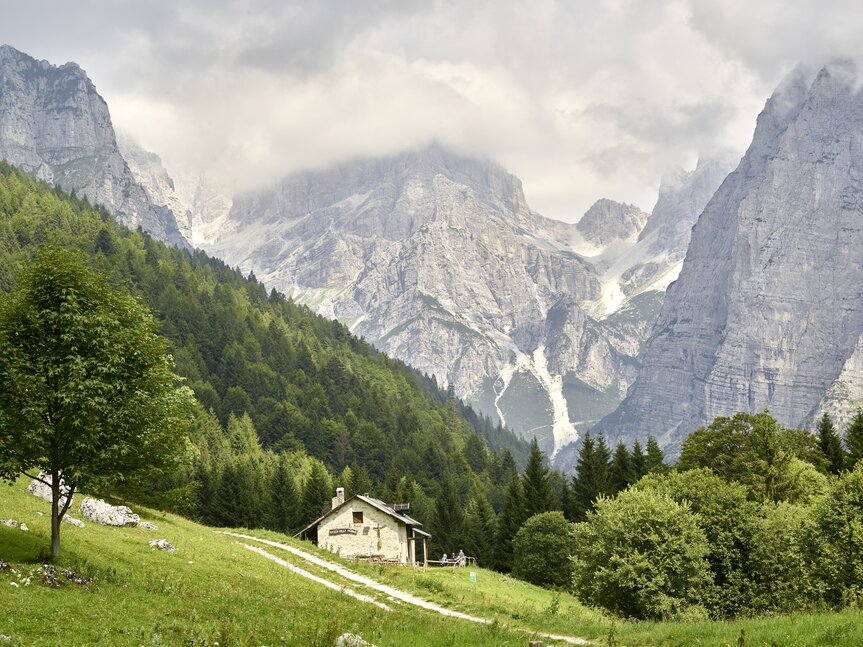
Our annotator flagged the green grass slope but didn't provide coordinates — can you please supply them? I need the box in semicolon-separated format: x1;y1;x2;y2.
3;480;863;647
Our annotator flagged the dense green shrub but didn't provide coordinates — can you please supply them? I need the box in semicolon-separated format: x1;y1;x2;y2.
809;464;863;607
636;469;758;617
571;488;713;620
750;502;823;612
512;511;575;590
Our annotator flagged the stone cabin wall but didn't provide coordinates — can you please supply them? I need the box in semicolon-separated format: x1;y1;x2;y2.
318;499;411;563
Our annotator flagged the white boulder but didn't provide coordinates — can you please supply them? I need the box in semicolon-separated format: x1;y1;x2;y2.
149;539;175;552
335;634;377;647
80;498;139;527
27;473;73;508
63;515;85;528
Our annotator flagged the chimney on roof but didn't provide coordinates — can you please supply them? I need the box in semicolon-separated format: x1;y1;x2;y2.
332;487;345;510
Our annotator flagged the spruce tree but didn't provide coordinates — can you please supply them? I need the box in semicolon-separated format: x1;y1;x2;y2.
844;409;863;469
522;438;555;518
431;477;465;556
645;436;667;473
631;439;647;480
495;477;527;571
817;412;845;475
269;455;300;533
348;464;373;498
299;460;332;527
463;488;497;567
609;441;633;494
570;432;611;521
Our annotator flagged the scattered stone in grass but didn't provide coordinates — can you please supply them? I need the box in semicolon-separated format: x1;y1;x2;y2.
19;524;28;532
0;561;9;570
0;633;10;642
80;498;139;526
41;565;60;587
335;633;377;647
149;539;175;552
139;521;158;530
63;515;85;528
1;520;17;528
61;569;92;587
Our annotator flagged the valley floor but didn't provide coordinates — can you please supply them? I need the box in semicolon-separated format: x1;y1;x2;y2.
2;479;862;646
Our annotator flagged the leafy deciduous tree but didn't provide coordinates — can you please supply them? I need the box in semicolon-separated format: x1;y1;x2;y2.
0;248;193;558
571;488;713;621
512;511;575;590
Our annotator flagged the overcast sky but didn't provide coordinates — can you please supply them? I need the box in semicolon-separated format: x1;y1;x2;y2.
4;1;861;220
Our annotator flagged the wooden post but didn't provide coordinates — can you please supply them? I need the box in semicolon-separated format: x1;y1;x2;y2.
423;537;428;573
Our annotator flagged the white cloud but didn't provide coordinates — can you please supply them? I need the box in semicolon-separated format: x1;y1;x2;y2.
2;1;858;219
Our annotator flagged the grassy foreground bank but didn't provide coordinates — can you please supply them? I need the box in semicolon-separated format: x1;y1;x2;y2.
1;478;861;646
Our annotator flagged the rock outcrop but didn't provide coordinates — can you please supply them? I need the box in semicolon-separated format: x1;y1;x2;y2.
0;45;188;247
595;61;863;453
80;497;140;526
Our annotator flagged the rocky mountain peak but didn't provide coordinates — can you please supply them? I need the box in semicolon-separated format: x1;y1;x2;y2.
576;199;648;247
0;45;189;248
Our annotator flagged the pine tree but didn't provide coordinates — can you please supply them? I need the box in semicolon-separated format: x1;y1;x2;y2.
348;464;372;498
299;460;332;527
495;477;527;571
817;412;846;475
631;439;647;480
570;432;611;521
269;455;300;533
522;438;555;518
463;488;497;567
645;436;667;473
609;441;633;494
844;409;863;469
431;477;465;556
213;456;266;528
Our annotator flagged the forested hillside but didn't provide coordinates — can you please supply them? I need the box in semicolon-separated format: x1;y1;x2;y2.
0;162;528;548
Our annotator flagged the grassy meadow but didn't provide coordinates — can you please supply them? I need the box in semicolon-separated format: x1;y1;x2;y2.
2;478;862;646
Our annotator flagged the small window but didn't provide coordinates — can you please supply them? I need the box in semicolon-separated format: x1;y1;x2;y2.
353;511;364;524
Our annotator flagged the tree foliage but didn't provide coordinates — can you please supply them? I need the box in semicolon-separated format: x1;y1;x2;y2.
512;511;575;590
522;438;555;518
844;409;863;470
571;488;713;621
817;412;845;475
569;432;611;521
0;247;194;557
678;411;820;502
636;469;758;617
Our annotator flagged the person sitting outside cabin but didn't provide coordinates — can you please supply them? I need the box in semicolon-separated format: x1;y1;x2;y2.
441;552;447;565
457;549;466;567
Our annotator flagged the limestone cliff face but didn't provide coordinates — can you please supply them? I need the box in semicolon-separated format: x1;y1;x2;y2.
0;45;188;247
595;62;863;452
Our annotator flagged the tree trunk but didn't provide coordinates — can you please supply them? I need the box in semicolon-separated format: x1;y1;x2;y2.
50;469;61;560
